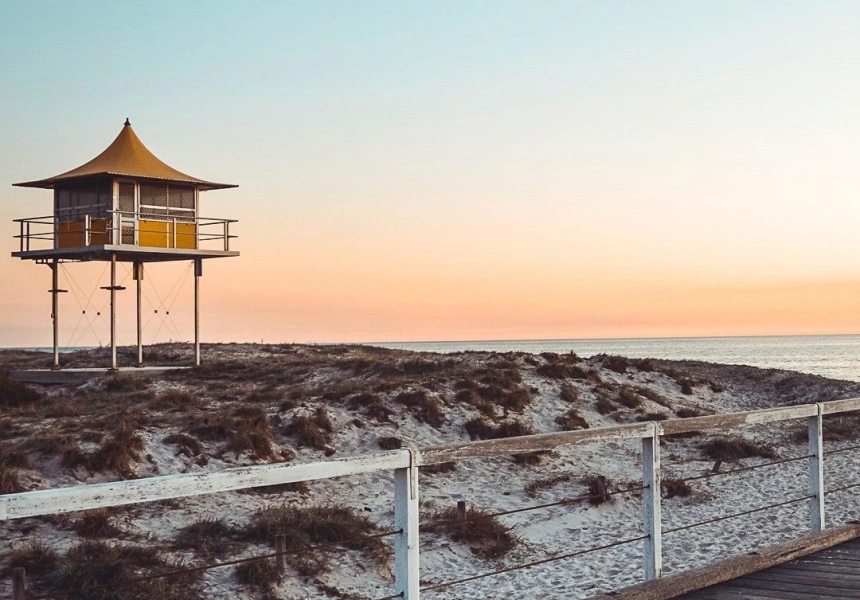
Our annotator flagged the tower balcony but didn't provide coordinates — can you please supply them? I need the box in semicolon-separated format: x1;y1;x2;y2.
12;211;238;263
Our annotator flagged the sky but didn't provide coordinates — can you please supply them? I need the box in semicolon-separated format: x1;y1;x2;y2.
2;1;860;347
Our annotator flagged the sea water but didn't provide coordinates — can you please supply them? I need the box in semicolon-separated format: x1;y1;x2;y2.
375;334;860;383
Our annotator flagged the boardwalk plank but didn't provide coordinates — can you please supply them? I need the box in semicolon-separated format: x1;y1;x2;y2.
743;570;860;589
672;531;860;599
586;524;860;600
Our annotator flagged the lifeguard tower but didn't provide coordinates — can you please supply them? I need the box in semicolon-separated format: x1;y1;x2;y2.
12;119;239;369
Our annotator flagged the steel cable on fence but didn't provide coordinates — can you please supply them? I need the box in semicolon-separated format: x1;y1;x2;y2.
420;485;647;529
823;444;860;457
670;453;813;485
27;529;402;600
423;453;814;531
417;534;648;595
824;481;860;495
662;493;814;535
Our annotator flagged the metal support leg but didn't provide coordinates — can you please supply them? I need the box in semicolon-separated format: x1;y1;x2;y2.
110;253;117;370
394;460;420;599
134;262;143;367
99;254;126;370
194;259;202;367
643;425;663;580
51;260;59;369
809;404;825;532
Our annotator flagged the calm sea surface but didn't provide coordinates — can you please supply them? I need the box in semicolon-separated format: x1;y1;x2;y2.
374;335;860;383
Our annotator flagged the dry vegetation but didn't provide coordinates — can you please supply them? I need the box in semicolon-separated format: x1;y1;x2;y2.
700;437;779;461
242;503;387;576
3;343;858;598
423;506;517;559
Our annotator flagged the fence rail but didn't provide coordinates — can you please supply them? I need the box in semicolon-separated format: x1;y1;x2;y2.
13;211;237;253
4;397;860;599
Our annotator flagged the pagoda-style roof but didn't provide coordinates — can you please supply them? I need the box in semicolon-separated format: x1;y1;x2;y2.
14;120;237;191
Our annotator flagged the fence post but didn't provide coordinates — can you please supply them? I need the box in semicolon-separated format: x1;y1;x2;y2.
642;423;662;581
809;403;825;532
12;567;26;600
275;533;287;574
394;454;420;599
457;500;467;522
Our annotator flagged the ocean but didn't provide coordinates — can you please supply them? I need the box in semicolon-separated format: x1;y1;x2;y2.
10;335;860;383
375;334;860;383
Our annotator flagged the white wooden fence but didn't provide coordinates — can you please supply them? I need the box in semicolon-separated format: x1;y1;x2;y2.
3;397;860;599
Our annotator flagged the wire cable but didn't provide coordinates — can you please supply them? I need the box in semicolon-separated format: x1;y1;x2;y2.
824;481;860;495
823;444;860;457
422;485;647;529
663;494;813;535
671;454;812;485
420;535;647;594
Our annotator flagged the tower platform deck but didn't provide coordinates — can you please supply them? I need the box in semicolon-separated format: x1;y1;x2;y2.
12;244;239;263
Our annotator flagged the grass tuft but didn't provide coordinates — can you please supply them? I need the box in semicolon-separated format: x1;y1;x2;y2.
424;506;516;559
584;475;611;505
395;390;444;428
615;386;643;409
88;422;144;477
0;444;29;469
229;407;278;461
150;389;198;411
0;540;59;579
661;478;693;499
234;559;282;597
675;407;707;418
464;418;534;440
595;393;615;415
284;408;335;452
241;503;385;577
377;436;403;450
559;383;579;403
163;433;202;457
174;518;237;557
599;355;629;374
346;393;392;423
71;510;122;539
556;407;589;430
0;371;41;408
636;412;669;422
455;376;533;415
700;437;778;461
54;540;202;600
103;374;139;393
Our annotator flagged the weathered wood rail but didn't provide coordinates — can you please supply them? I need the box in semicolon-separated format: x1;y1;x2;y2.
3;397;860;599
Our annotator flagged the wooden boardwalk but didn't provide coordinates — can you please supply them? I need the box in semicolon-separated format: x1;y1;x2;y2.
674;537;860;599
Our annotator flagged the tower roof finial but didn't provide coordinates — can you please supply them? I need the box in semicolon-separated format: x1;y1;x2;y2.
124;118;131;126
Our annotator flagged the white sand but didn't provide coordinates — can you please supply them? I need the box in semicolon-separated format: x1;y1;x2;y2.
2;345;860;599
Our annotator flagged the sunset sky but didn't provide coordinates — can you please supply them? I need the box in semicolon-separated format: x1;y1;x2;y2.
3;1;860;347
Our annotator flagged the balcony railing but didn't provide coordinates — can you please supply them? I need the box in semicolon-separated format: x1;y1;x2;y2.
13;211;237;253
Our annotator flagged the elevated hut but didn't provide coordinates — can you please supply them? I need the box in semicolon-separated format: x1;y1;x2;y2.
12;119;239;368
